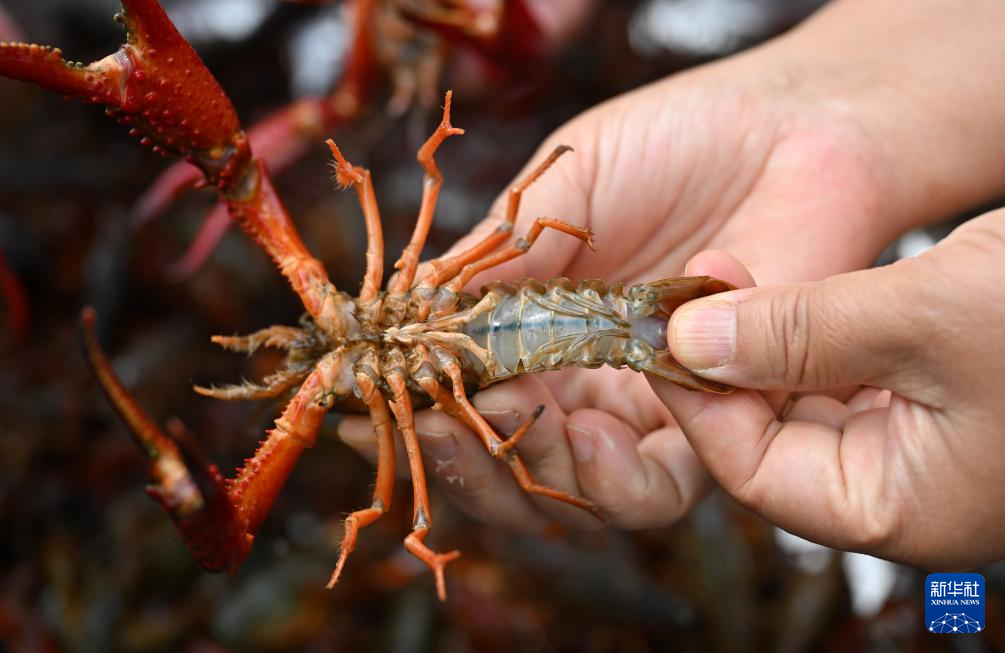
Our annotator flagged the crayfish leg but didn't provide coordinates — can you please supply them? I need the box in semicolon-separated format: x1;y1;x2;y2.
425;348;603;520
385;365;460;601
326;139;384;307
388;90;465;295
82;308;342;575
328;365;396;589
415;144;575;289
442;217;594;293
193;368;308;402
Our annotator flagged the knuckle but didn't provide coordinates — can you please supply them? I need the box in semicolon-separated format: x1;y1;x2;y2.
729;421;784;511
774;284;816;387
759;283;841;389
611;490;682;530
846;499;900;554
732;474;767;514
589;477;647;526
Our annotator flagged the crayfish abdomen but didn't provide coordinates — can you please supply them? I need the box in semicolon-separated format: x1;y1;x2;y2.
456;277;732;392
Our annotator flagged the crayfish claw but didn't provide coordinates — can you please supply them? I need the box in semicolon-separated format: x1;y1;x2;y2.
82;308;252;573
0;41;122;105
161;419;250;574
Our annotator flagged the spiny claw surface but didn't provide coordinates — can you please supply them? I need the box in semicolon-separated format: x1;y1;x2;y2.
80;308;252;573
0;0;247;188
162;420;251;573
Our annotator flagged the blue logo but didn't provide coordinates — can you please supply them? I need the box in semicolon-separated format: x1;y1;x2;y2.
925;573;984;633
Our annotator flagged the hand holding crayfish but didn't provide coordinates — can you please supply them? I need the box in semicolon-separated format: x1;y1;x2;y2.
661;211;1005;571
7;0;1005;599
342;0;1005;565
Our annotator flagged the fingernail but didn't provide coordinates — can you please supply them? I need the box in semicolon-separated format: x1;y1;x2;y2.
477;408;521;434
416;428;457;464
567;424;595;462
671;301;736;369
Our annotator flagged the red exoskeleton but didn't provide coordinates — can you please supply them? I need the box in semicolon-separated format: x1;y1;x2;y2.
1;0;731;599
132;0;554;279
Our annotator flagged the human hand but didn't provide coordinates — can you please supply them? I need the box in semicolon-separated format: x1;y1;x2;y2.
657;209;1005;569
340;49;893;531
340;0;1005;533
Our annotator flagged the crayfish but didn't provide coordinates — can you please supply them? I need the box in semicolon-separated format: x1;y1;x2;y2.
1;0;731;599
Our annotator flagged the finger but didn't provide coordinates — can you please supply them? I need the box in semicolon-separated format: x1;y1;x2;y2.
788;385;862;407
682;249;791;419
413;410;548;532
539;366;676;437
567;408;712;528
668;260;931;394
682;250;788;422
684;249;756;288
649;378;898;554
762;390;790;416
869;389;892;410
337;415;376;460
845;387;885;413
473;377;603;529
781;394;851;430
338;415;411;478
341;409;549;531
820;385;863;403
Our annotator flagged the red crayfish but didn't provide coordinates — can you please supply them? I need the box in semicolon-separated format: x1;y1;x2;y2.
1;0;731;599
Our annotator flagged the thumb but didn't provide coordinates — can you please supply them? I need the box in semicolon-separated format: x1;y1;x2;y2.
668;262;928;391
